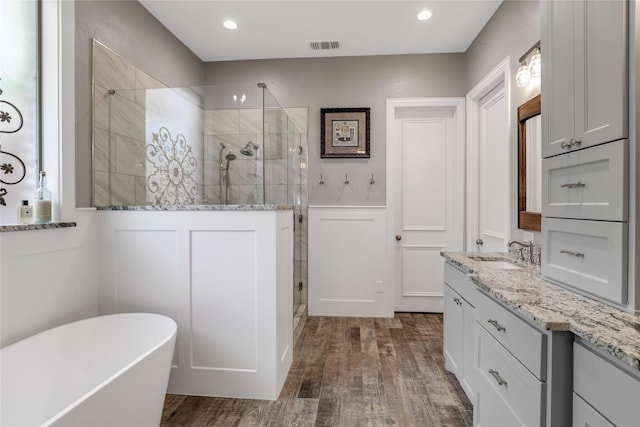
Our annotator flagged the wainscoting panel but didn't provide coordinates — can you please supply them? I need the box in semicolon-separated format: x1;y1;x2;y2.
190;230;258;371
308;206;390;317
0;210;99;347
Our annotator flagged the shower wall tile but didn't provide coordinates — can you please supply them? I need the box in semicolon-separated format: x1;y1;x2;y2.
115;134;145;176
227;159;261;186
94;171;110;207
93;127;113;173
236;185;262;204
109;94;145;140
269;159;288;186
263;133;284;160
265;185;287;205
286;107;308;133
93;85;110;131
239;109;263;134
93;43;135;99
264;109;288;134
203;182;224;204
109;173;136;206
134;69;165;107
135;176;151;206
206;110;240;135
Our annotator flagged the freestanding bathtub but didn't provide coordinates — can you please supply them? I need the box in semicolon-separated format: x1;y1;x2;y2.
0;313;177;427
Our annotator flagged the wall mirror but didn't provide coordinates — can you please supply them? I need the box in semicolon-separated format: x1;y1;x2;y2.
518;94;541;231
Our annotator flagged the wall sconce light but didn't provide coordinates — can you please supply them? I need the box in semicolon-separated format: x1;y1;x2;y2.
516;41;541;88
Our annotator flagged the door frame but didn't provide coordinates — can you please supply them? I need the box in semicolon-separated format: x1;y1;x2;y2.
386;98;465;312
466;57;511;251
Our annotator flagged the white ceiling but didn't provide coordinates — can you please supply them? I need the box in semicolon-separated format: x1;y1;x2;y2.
138;0;503;62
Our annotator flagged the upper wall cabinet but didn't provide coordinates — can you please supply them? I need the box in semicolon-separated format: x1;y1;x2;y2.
541;0;628;158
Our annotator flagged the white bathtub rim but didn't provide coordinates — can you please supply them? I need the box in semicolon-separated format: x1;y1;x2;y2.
1;312;177;427
43;313;177;427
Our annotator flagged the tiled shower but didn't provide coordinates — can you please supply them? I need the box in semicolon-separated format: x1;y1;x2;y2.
92;40;308;316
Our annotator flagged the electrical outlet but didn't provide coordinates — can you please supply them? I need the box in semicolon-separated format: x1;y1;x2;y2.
376;281;384;293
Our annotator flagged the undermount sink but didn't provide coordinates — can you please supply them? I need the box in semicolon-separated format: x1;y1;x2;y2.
479;261;522;270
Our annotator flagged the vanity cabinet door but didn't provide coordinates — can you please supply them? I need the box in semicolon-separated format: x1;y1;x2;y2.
542;0;628;158
541;0;575;158
444;285;464;379
444;263;477;402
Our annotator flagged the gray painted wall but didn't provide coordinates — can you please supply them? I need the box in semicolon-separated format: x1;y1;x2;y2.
465;0;541;242
204;54;466;206
75;0;204;207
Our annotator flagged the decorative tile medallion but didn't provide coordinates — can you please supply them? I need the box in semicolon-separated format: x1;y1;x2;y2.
146;127;198;204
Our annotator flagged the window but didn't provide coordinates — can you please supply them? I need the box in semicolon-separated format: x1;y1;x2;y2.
0;0;40;224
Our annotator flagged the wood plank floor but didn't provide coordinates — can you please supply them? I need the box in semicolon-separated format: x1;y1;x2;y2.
161;313;473;427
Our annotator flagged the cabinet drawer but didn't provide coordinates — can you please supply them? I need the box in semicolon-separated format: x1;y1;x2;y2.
475;326;545;427
574;342;640;427
476;292;547;380
573;393;614;427
444;262;479;308
542;139;628;221
541;218;628;305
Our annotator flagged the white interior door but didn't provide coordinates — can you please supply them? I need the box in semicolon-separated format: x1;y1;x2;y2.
387;98;464;313
467;58;510;253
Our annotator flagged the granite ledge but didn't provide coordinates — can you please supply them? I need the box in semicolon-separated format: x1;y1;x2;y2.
97;204;294;211
442;251;640;372
0;222;77;233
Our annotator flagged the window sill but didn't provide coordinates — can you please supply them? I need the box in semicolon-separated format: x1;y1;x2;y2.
0;222;77;233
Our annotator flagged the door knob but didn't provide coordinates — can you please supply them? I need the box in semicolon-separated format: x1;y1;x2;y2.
395;235;402;241
476;238;484;245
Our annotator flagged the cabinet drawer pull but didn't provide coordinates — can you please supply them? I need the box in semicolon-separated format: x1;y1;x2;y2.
488;369;507;386
561;138;582;149
560;249;585;258
487;319;506;332
560;181;586;188
453;297;462;306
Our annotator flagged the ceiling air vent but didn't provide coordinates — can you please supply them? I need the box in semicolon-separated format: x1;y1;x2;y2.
310;41;340;50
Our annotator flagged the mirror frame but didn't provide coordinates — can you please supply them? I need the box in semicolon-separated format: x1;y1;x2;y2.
518;94;542;232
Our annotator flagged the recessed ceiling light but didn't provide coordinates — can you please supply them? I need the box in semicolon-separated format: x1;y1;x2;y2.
417;10;432;21
223;20;237;30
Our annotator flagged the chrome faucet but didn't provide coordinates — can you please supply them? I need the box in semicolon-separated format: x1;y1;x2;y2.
507;240;538;264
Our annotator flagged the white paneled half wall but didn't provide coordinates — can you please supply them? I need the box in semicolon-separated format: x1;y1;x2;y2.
98;209;293;400
308;206;391;317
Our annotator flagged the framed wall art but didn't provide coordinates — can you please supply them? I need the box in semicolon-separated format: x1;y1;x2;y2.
320;107;370;158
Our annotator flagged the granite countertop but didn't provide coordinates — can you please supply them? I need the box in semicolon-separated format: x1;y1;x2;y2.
97;204;294;211
0;222;77;233
442;252;640;372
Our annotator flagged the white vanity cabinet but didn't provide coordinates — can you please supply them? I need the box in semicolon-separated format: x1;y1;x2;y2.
444;261;572;426
541;0;630;310
573;340;640;427
541;0;628;159
443;262;478;402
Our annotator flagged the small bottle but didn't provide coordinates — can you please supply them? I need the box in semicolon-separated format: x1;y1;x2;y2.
34;171;52;223
17;200;33;224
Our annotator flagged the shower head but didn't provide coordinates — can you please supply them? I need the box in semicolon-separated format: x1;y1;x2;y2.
240;141;258;157
225;152;237;161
